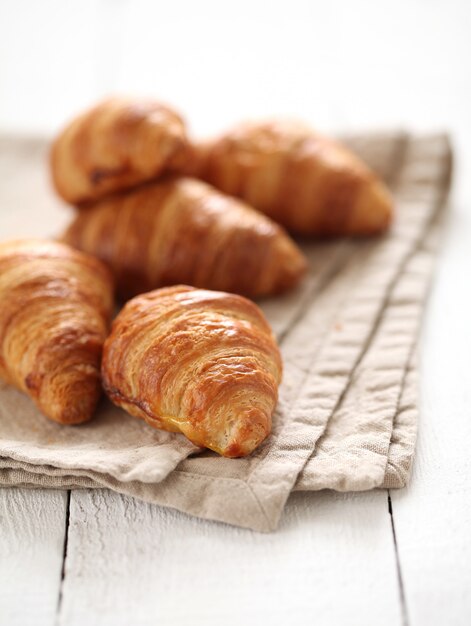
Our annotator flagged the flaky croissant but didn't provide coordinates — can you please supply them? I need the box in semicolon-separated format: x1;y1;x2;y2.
50;97;189;204
0;240;114;424
102;286;282;457
62;177;307;299
187;120;394;236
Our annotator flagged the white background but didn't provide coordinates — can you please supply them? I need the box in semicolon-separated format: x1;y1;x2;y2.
1;1;470;625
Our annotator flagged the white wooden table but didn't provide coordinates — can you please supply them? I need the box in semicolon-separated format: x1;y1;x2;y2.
1;1;470;624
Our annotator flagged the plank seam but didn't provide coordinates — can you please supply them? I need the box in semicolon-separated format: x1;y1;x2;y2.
55;489;71;625
388;491;410;626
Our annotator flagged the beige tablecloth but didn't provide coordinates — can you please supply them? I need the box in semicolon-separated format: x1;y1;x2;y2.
0;131;452;531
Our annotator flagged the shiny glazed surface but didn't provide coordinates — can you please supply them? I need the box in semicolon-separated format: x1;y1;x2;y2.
50;97;189;204
62;177;307;299
102;285;282;457
0;239;114;424
189;119;394;236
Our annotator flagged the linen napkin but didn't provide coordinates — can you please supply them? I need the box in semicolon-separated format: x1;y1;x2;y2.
0;131;452;531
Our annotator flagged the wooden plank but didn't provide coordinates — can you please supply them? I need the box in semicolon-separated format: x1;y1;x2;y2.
58;488;401;626
0;488;67;626
390;203;471;626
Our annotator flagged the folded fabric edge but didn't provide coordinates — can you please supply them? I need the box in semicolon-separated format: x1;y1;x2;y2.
0;464;276;532
292;175;451;493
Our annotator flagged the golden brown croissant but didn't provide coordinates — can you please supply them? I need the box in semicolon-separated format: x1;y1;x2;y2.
186;120;394;236
102;285;282;457
62;177;307;300
0;239;114;424
50;97;189;204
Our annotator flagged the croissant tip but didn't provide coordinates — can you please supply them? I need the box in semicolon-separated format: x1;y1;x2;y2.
354;180;395;235
38;372;102;425
268;234;308;294
215;407;271;458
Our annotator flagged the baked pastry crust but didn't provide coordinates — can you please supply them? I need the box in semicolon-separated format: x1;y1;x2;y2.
0;239;114;424
187;120;394;236
102;285;282;457
62;177;307;299
50;97;189;204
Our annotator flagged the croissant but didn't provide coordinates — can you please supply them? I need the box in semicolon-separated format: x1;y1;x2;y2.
62;177;307;300
187;120;394;236
0;239;114;424
50;97;189;204
102;286;282;456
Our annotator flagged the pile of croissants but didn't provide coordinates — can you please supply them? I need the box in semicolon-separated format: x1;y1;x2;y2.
0;97;393;457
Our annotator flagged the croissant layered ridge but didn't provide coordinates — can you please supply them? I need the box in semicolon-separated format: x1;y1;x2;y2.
50;97;190;204
62;177;307;299
0;239;114;424
102;286;282;457
187;119;394;236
